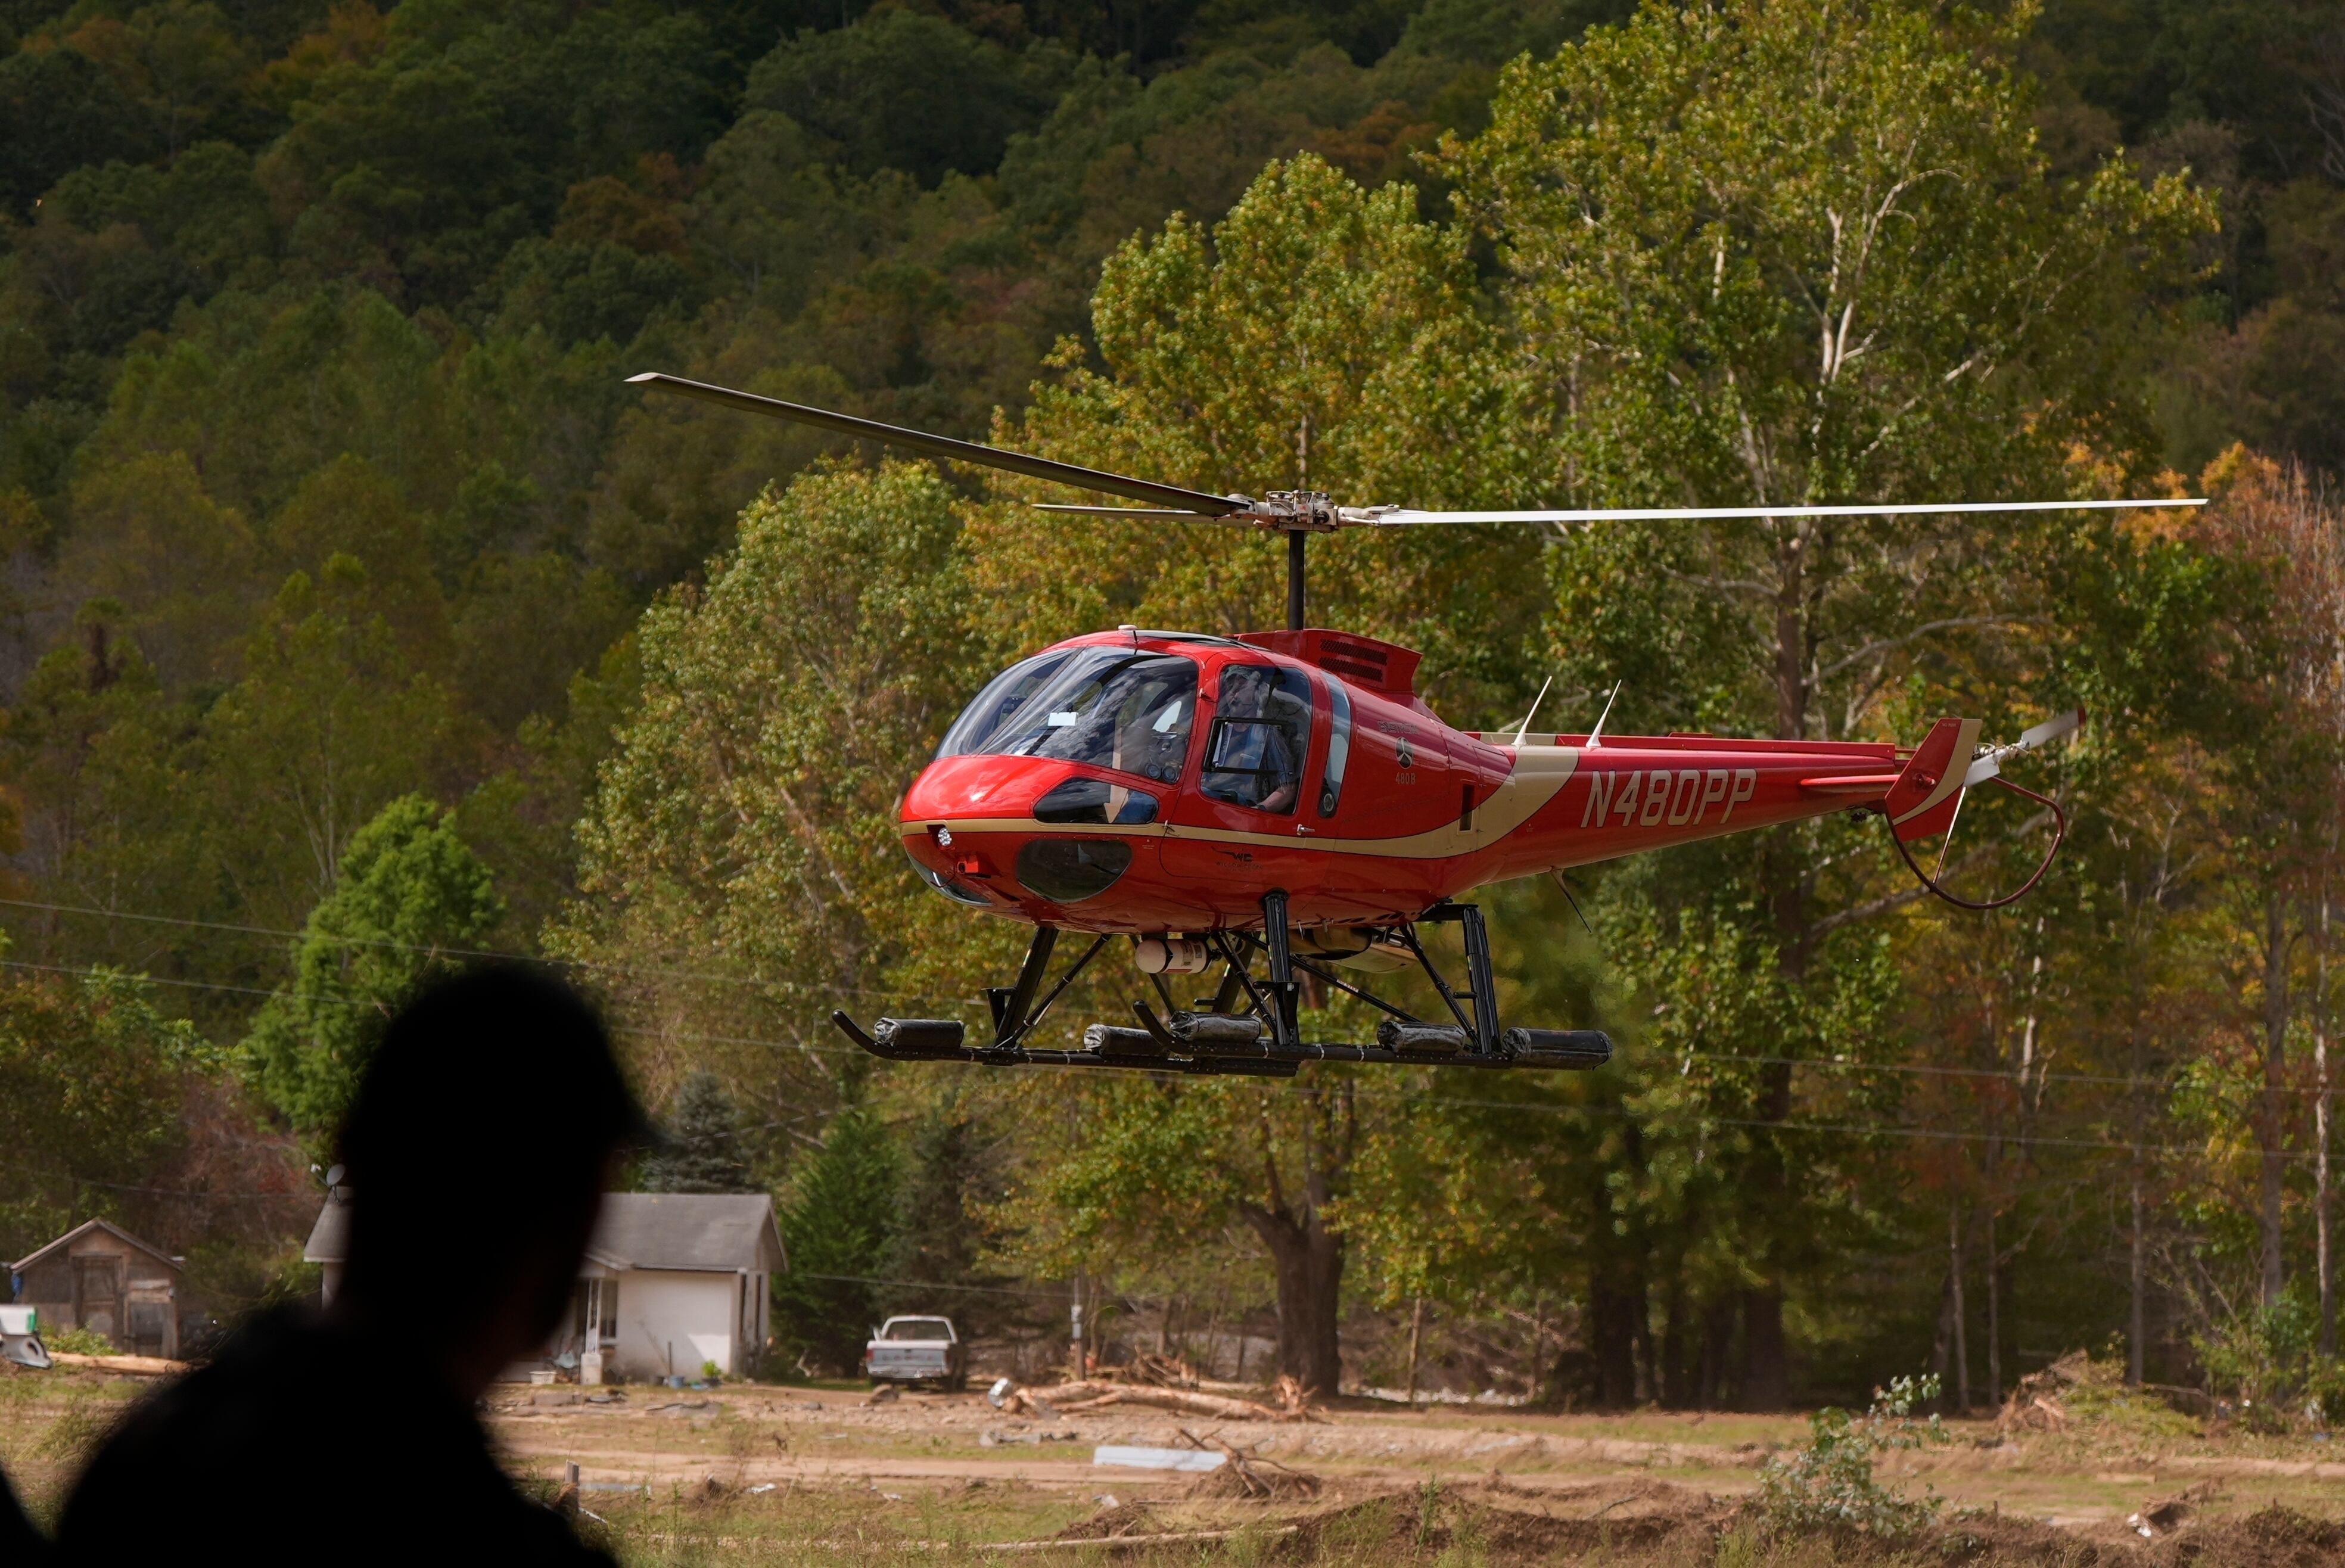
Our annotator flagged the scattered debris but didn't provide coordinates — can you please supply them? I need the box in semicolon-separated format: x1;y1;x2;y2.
981;1427;1077;1446
0;1308;50;1370
1172;1430;1321;1501
748;1483;778;1495
864;1385;901;1406
990;1373;1322;1423
646;1399;716;1415
1050;1499;1162;1541
2133;1480;2221;1538
1998;1352;2083;1432
1093;1444;1226;1473
532;1389;581;1407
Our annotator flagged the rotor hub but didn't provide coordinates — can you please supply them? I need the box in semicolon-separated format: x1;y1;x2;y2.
1241;490;1341;531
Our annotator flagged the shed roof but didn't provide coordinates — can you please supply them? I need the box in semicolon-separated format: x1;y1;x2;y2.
12;1218;183;1277
587;1193;784;1274
302;1191;784;1275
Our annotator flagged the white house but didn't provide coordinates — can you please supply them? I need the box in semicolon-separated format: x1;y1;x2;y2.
305;1190;785;1382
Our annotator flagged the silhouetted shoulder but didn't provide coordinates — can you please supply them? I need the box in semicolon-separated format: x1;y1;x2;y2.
57;1308;611;1567
1;1458;49;1563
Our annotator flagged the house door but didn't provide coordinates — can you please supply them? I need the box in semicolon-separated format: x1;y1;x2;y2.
74;1257;123;1341
125;1298;169;1357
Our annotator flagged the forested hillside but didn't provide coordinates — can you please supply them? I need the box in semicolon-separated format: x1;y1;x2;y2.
2;0;2343;1413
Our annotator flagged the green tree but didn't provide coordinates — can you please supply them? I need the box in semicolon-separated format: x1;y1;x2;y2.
886;1091;1018;1336
1433;0;2216;1404
0;967;211;1258
241;793;504;1138
201;562;460;925
642;1071;752;1193
555;458;1000;1116
982;151;1541;714
772;1096;901;1377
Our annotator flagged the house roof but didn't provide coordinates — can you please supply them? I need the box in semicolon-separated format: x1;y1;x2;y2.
586;1193;785;1274
303;1191;785;1275
11;1218;183;1277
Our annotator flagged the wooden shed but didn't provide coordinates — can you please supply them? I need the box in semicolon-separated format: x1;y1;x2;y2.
10;1219;192;1359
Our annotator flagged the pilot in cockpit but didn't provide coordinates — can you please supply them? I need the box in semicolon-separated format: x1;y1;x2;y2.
1210;667;1300;813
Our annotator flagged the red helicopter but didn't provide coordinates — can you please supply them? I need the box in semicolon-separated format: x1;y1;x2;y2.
631;372;2200;1077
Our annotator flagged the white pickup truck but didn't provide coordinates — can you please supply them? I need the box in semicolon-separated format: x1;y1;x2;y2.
862;1315;968;1391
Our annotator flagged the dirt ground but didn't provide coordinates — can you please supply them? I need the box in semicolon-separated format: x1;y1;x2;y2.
7;1366;2345;1564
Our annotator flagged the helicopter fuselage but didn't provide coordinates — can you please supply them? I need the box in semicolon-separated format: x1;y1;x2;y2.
897;628;1961;937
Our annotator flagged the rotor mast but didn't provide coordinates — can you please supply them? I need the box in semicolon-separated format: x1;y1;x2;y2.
1287;528;1305;631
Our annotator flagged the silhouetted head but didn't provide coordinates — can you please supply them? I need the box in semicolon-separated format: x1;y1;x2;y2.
337;966;644;1388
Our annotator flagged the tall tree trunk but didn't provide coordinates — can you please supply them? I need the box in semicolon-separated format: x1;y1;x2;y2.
1985;1207;2002;1408
1589;1269;1641;1408
1948;1202;1970;1414
2320;860;2337;1357
2129;1026;2149;1386
1740;521;1815;1413
1404;1296;1424;1407
1242;1204;1343;1398
1742;1286;1788;1410
1660;1277;1690;1408
2262;886;2291;1309
1699;1295;1736;1410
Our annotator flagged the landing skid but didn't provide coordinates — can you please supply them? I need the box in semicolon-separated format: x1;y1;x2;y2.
830;898;1612;1075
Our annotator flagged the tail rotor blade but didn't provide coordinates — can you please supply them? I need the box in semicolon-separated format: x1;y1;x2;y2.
2019;707;2086;751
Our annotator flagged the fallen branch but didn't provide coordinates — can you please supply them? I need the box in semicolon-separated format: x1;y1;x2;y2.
46;1351;185;1377
993;1377;1323;1423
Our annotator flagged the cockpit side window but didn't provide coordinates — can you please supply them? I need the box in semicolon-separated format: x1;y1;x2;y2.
1201;664;1314;815
940;649;1198;785
1318;680;1352;819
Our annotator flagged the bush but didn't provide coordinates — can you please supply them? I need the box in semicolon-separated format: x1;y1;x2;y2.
1756;1374;1948;1538
2195;1295;2345;1433
46;1325;117;1356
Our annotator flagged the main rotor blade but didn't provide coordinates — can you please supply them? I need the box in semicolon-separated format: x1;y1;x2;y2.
1349;498;2206;525
1030;503;1236;520
627;372;1243;517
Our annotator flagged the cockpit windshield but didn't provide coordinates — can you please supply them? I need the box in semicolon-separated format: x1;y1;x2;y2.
937;649;1198;785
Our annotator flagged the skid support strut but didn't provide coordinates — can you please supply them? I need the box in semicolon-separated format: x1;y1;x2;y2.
987;926;1058;1047
1261;890;1300;1047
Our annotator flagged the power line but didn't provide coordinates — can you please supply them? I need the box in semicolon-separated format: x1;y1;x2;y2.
0;952;2322;1166
0;894;981;1008
12;895;2329;1102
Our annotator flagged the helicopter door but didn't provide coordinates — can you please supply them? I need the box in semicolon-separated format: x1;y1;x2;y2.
1196;665;1315;817
1162;664;1317;910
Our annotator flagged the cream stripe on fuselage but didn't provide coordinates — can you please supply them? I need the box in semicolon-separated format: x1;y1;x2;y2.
903;746;1581;861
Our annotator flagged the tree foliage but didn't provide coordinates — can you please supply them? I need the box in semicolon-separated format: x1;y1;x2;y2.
642;1071;752;1193
772;1094;902;1377
242;793;504;1138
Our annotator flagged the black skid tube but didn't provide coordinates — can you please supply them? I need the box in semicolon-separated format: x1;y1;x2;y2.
829;1010;1610;1073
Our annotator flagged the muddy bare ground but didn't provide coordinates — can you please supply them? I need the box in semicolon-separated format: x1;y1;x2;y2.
7;1368;2344;1563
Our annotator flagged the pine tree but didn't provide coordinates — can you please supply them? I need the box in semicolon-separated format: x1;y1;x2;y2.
885;1100;1013;1336
771;1099;901;1376
641;1071;752;1193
